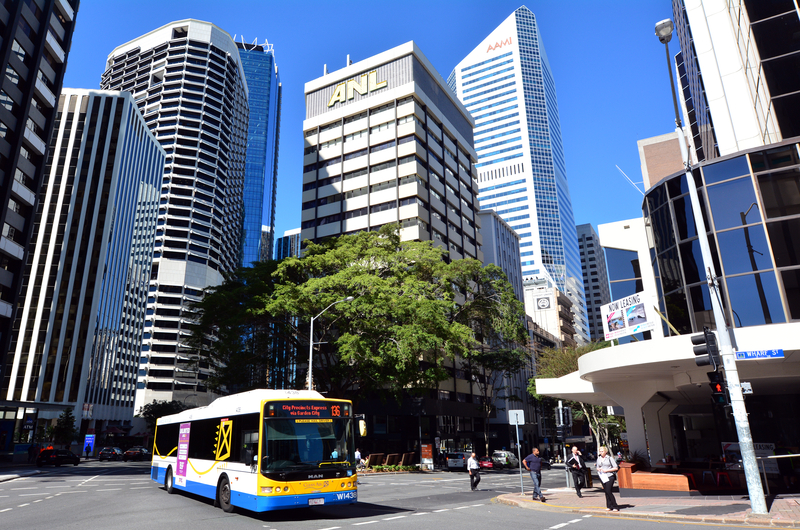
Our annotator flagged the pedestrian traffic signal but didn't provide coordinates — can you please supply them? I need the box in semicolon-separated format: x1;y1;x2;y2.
707;372;727;405
691;326;720;371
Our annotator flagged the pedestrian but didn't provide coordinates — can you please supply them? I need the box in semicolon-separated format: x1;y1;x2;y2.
85;443;91;459
522;447;545;502
566;446;587;498
596;446;620;511
467;452;481;491
28;443;37;464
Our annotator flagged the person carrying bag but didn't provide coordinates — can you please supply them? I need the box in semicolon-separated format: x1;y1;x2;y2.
596;446;620;511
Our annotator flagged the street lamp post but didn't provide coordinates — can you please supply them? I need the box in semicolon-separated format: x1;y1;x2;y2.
654;19;767;514
308;296;354;391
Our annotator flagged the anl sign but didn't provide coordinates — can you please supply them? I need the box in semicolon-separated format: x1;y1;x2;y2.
327;71;388;107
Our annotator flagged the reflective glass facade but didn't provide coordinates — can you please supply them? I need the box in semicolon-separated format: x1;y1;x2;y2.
450;6;588;343
237;42;281;266
644;141;800;335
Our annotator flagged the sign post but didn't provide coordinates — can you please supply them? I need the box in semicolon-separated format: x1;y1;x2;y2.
508;409;525;494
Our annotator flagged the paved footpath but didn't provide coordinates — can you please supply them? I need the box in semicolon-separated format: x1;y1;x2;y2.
498;486;800;527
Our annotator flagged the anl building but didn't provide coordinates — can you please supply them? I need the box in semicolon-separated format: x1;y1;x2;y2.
1;90;163;439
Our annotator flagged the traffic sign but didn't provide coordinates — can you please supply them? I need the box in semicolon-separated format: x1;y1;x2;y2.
508;409;524;426
735;349;784;360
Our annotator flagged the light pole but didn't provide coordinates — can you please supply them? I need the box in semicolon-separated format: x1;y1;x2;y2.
654;19;767;514
308;296;354;391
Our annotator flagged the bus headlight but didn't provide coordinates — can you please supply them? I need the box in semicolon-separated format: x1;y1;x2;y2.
283;486;289;492
261;487;273;493
341;482;345;488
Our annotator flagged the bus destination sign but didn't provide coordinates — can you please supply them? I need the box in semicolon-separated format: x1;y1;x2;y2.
269;401;347;419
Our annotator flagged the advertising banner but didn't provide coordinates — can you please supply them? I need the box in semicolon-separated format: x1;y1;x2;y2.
601;292;657;340
722;442;778;474
176;423;191;486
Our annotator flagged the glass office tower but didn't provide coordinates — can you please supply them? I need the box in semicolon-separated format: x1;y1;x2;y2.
449;6;588;343
236;39;281;265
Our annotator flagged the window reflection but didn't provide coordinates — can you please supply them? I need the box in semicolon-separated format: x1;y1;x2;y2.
664;289;691;335
701;155;750;185
689;284;715;330
667;175;688;198
766;218;800;267
609;279;643;300
658;247;682;293
717;226;773;275
673;196;697;240
780;269;800;320
646;184;667;214
726;272;785;326
605;248;640;282
706;177;759;230
758;168;800;219
679;239;704;284
650;205;675;252
749;144;799;172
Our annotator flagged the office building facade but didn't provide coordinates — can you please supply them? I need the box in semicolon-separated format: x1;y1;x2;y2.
576;224;611;341
274;227;300;260
448;6;588;344
236;38;281;266
673;0;800;162
100;20;250;411
477;209;523;302
1;90;163;439
0;0;79;393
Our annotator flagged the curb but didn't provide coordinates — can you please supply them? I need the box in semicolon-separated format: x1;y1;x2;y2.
496;494;800;528
0;469;43;483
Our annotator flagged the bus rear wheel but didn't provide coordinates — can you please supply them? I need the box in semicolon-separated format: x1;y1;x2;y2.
218;476;234;513
165;467;175;494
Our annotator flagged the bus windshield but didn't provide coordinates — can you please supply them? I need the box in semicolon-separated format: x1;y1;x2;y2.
262;417;353;473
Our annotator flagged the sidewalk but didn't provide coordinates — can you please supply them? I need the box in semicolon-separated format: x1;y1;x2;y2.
497;486;800;527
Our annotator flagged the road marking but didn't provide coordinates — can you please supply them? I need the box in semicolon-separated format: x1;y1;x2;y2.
318;527;341;530
18;503;30;507
96;488;122;491
130;487;150;490
411;513;428;516
19;493;49;496
46;497;53;499
568;519;582;523
454;506;470;509
0;508;10;513
381;516;406;521
46;486;73;488
352;522;378;526
471;504;484;507
433;509;449;512
33;499;43;503
583;515;592;518
11;487;38;490
549;525;569;529
60;490;87;494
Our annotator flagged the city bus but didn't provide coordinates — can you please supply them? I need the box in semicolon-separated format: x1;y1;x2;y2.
150;389;358;513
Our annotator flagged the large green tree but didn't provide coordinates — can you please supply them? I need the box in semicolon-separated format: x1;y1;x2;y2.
52;408;78;447
137;400;189;432
529;342;624;449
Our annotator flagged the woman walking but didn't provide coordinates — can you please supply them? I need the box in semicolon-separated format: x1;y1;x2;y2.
596;446;620;511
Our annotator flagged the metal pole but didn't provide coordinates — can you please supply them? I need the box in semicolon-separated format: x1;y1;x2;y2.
307;315;315;391
661;37;767;515
515;424;523;494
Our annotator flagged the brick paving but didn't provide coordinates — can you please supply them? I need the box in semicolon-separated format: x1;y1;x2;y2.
498;486;800;527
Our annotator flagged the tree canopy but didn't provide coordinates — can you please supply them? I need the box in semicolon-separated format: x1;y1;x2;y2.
52;408;78;447
136;400;189;432
188;225;529;403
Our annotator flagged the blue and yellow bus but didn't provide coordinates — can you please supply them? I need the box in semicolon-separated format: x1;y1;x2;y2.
151;389;358;512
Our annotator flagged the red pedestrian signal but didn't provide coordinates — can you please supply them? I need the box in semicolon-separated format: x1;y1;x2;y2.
708;372;727;405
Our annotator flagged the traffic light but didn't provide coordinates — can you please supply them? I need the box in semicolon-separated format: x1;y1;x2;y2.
691;326;720;371
707;372;727;404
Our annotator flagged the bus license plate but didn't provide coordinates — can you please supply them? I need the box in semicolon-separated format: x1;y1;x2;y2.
309;498;325;506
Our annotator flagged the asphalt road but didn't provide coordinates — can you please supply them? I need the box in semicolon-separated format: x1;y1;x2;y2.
0;462;758;529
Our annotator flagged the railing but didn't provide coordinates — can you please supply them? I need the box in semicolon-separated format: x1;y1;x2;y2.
755;454;797;496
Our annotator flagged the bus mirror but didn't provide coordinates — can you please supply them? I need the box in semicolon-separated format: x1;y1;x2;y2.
359;419;367;437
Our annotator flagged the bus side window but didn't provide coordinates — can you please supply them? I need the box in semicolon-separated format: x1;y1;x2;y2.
242;430;258;467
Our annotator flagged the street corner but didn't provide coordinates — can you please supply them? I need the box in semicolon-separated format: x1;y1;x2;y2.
495;491;596;513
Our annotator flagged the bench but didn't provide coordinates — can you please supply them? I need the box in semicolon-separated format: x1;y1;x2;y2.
618;462;695;497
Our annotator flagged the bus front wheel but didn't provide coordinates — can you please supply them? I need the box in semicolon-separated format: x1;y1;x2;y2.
218;476;234;513
165;467;175;494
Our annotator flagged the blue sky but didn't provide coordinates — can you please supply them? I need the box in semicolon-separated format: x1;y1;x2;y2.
64;1;677;247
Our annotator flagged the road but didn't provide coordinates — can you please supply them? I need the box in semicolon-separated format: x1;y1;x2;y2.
0;461;758;529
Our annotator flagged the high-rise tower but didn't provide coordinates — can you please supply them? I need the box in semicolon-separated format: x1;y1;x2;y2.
0;0;79;391
449;6;588;343
100;20;250;411
235;38;281;265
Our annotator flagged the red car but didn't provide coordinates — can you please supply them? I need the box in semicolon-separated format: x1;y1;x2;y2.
479;456;494;469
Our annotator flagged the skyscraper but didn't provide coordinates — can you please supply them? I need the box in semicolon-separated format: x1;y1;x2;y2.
576;223;611;341
274;227;301;260
449;6;588;344
302;42;482;264
0;0;79;391
673;0;800;161
100;20;250;411
1;90;163;432
236;38;281;266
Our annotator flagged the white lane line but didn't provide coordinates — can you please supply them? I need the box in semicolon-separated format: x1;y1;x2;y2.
318;527;341;530
352;522;378;526
46;486;73;489
454;506;470;510
583;515;592;518
411;513;429;516
18;503;30;507
19;493;49;497
471;504;485;507
381;516;406;521
33;499;43;503
433;509;449;512
11;487;38;490
46;497;53;499
96;488;122;492
549;524;569;529
0;508;11;512
59;490;87;494
568;519;582;523
129;487;150;490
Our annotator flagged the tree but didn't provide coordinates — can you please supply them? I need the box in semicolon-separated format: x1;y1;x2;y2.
137;400;189;433
448;259;530;455
52;408;78;447
529;342;622;449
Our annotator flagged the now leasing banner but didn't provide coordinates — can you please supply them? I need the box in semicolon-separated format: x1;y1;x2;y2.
601;292;657;341
176;423;191;486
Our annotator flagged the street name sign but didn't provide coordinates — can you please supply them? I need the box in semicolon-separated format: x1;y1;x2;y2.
508;410;524;426
735;349;784;360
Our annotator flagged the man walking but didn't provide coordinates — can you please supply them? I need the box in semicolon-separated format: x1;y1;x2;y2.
566;446;586;497
467;452;481;491
522;447;546;502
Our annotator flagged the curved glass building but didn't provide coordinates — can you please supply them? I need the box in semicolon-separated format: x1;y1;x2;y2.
644;140;799;334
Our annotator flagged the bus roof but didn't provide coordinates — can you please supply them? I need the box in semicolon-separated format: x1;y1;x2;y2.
155;389;336;425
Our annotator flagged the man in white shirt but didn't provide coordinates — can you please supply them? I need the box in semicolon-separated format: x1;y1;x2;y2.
467;452;481;491
566;446;586;498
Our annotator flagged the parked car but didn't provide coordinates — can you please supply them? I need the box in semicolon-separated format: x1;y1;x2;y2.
492;450;519;469
479;456;494;469
446;452;469;471
123;446;151;462
36;449;80;467
98;447;123;461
